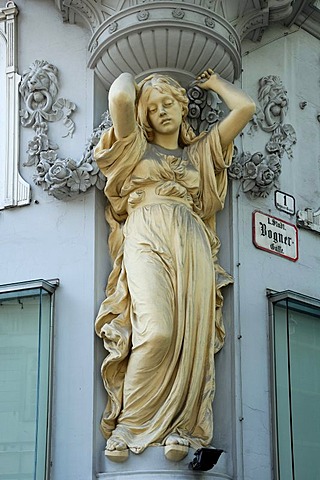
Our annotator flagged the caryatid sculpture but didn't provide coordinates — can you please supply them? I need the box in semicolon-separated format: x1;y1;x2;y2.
94;69;255;462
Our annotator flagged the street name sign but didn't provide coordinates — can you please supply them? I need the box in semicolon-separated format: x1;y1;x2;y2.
252;211;298;262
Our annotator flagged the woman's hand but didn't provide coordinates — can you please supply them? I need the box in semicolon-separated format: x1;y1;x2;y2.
193;68;256;149
194;68;219;90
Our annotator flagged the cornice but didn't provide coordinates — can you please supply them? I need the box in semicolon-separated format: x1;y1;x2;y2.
234;8;269;42
268;0;294;23
88;2;241;88
53;0;320;90
294;12;320;39
0;1;18;23
56;0;104;31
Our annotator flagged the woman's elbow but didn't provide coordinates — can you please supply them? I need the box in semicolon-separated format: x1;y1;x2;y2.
110;92;134;110
236;101;256;126
244;101;256;119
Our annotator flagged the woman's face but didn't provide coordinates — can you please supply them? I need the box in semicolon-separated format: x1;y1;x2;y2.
146;90;183;136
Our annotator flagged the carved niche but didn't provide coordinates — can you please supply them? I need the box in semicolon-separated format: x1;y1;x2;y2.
55;0;298;90
0;2;30;209
228;75;297;198
55;0;242;89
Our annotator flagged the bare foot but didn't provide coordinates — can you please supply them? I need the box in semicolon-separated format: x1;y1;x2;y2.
165;434;189;447
106;436;127;451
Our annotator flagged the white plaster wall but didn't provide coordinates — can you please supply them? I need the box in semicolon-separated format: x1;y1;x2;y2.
2;3;319;478
0;1;109;479
220;25;320;480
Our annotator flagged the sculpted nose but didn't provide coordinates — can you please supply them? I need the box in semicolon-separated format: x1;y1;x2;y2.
29;77;37;85
159;105;166;115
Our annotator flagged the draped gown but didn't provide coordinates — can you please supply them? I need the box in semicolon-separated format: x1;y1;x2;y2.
94;124;233;453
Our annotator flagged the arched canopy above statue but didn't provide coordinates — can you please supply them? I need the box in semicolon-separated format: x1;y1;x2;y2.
86;3;241;88
55;0;318;88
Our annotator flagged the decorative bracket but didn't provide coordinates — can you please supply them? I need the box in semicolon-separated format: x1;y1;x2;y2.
297;208;320;235
0;2;31;209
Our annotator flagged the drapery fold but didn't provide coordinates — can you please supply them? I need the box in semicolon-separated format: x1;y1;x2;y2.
94;125;233;451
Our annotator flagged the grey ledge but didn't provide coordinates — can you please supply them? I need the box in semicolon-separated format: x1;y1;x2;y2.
96;446;231;479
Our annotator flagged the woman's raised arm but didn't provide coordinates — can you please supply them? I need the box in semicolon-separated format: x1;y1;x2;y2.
108;72;137;140
196;69;256;150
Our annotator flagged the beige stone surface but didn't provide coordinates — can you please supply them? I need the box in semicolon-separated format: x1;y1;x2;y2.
105;448;129;463
164;445;189;462
94;71;255;457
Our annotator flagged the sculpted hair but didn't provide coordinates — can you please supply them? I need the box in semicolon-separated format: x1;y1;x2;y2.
136;74;199;147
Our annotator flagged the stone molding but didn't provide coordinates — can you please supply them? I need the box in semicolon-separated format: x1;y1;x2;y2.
55;0;242;88
297;208;320;234
56;0;298;42
234;8;270;42
56;0;229;28
0;2;31;209
97;446;231;479
268;0;294;23
88;2;241;88
60;0;103;32
53;0;305;90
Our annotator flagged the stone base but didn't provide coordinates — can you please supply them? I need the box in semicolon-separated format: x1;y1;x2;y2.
164;445;189;462
105;448;129;463
164;444;189;462
96;446;232;479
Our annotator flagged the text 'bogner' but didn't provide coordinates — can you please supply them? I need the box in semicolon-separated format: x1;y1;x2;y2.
259;218;293;254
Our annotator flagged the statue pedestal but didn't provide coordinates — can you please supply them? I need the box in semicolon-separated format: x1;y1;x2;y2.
96;446;232;479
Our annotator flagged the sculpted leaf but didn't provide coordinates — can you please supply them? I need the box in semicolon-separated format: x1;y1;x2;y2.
242;179;256;192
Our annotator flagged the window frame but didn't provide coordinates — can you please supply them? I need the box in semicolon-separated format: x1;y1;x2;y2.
0;278;59;480
267;289;320;480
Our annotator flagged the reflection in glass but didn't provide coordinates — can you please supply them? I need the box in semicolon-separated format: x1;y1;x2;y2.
0;286;53;480
273;295;320;480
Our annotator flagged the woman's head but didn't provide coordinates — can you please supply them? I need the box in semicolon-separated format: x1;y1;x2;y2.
136;74;196;146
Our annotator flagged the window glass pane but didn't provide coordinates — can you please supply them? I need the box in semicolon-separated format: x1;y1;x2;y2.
288;303;320;480
0;288;52;480
274;302;293;480
273;295;320;480
36;291;51;479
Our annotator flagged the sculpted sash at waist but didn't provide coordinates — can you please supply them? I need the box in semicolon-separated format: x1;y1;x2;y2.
126;185;192;215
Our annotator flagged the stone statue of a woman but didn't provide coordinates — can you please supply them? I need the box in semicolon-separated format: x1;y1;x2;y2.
94;69;255;461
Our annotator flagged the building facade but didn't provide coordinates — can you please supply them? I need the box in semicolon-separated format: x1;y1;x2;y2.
0;1;319;479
